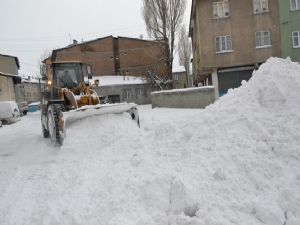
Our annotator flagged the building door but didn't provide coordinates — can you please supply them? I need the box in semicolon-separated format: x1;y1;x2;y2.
218;68;253;96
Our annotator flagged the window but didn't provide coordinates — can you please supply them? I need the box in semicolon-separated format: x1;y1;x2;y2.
293;31;300;48
291;0;300;11
173;74;179;80
253;0;268;14
255;31;271;48
125;89;132;99
136;88;143;97
215;35;232;53
213;1;230;19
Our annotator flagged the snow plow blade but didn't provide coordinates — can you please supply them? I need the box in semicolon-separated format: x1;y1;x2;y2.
64;103;140;128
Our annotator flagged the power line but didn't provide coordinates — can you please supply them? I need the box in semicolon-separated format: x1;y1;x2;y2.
0;25;146;43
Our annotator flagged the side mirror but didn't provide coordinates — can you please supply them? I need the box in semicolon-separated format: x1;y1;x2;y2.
87;65;92;80
87;65;92;75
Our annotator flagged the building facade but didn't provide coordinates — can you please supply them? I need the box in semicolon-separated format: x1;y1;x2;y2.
172;66;188;89
19;80;42;103
94;83;153;105
49;36;168;78
189;0;281;98
278;0;300;62
0;54;20;101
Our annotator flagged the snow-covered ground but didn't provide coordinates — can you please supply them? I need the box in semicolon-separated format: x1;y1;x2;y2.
0;58;300;225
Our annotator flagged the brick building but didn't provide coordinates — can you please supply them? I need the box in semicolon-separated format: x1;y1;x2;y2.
47;36;168;78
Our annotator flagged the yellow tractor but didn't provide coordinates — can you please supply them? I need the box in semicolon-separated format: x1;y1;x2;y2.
40;61;139;145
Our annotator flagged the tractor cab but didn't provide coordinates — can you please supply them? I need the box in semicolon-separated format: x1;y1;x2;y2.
53;63;84;89
41;61;93;99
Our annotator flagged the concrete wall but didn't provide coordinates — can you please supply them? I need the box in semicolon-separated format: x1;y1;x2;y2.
0;75;16;101
0;55;18;75
211;70;219;100
94;83;153;105
151;86;215;109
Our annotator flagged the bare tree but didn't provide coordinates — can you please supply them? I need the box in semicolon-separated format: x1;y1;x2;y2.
37;49;52;76
39;49;52;63
178;26;191;86
142;0;186;83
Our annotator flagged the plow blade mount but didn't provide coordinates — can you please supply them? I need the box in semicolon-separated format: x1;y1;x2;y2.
64;103;140;128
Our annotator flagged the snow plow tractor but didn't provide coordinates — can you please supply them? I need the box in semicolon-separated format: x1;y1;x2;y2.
40;61;139;146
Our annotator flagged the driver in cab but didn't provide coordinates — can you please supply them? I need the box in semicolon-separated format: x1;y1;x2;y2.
59;70;76;89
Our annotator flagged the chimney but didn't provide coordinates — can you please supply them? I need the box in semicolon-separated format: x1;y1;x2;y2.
73;39;78;45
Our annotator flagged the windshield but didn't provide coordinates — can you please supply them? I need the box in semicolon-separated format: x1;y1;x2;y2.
53;63;83;89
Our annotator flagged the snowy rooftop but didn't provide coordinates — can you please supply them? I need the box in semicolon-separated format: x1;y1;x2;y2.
152;86;214;94
22;78;45;84
90;75;147;86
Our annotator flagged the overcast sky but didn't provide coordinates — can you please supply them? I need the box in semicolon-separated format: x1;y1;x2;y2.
0;0;192;77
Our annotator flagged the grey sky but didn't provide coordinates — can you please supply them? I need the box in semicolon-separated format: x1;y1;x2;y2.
0;0;192;77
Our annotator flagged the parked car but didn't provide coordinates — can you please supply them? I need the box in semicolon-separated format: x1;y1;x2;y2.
18;101;28;116
0;101;21;124
0;120;2;128
28;102;41;112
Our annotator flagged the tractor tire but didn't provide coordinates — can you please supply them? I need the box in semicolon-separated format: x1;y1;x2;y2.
41;106;49;138
47;104;65;146
42;122;49;138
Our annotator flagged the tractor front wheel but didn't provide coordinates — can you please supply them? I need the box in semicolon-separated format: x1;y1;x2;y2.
47;104;65;146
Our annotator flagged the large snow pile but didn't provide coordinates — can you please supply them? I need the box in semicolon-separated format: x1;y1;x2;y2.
183;57;300;225
0;57;299;225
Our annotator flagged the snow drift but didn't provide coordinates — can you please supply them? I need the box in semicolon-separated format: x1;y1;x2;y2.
0;57;300;225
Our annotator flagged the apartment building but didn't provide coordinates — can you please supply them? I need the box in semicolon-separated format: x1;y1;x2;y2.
189;0;281;98
278;0;300;62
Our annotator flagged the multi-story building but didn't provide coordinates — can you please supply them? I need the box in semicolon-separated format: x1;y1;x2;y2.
189;0;281;98
47;36;168;78
0;53;21;101
278;0;300;62
19;79;43;103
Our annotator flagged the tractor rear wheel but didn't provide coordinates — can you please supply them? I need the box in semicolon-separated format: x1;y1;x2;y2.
47;104;65;146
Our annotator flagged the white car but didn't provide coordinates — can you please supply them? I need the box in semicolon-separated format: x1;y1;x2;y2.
0;101;21;124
